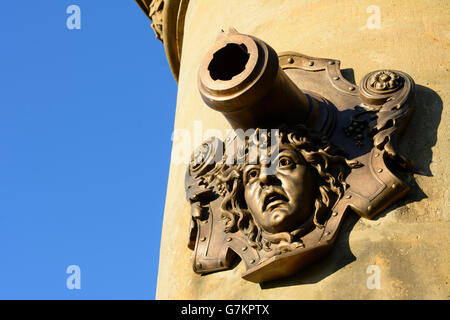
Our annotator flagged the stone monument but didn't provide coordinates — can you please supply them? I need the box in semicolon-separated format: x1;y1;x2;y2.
136;0;449;299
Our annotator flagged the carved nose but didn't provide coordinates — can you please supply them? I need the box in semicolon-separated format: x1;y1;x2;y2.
259;168;277;186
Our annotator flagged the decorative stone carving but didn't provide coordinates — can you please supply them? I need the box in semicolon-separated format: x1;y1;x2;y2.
135;0;190;81
148;0;164;41
185;30;416;283
136;0;164;41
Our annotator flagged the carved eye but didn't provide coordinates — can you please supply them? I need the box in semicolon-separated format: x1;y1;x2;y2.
245;168;260;183
279;156;294;168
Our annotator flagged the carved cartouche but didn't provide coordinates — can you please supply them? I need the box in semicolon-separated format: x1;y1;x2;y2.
185;30;415;283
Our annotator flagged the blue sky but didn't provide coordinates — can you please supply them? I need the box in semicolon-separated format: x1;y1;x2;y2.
0;1;177;299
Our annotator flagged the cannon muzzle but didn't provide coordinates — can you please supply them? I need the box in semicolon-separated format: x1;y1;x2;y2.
198;29;320;131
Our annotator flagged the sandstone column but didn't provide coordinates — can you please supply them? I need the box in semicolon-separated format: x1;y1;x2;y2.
137;0;449;299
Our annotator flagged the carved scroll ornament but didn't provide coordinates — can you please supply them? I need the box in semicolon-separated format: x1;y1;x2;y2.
185;29;415;283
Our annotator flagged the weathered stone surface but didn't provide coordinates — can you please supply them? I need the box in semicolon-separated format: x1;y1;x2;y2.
156;0;449;299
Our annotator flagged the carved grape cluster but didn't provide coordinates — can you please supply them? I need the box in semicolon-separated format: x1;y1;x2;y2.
343;119;368;148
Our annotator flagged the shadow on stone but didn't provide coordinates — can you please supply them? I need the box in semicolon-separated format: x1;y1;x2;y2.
373;84;443;220
341;68;356;85
400;84;443;177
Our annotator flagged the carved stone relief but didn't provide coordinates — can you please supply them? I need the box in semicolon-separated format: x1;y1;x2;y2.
185;29;415;283
136;0;165;41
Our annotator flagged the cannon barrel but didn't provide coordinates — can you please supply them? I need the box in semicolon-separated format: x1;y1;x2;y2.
198;29;319;130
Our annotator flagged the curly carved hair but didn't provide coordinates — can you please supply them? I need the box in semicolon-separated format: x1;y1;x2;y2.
212;125;361;252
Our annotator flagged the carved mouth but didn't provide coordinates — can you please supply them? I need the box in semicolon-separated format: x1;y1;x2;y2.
262;189;289;212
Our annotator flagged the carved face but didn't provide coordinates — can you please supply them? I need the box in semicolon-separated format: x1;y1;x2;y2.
243;145;316;234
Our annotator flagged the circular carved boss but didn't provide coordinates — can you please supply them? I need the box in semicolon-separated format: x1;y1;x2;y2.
359;70;405;105
189;137;224;178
